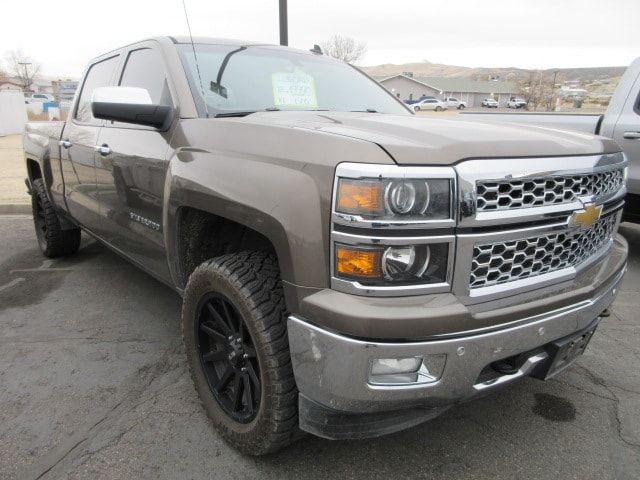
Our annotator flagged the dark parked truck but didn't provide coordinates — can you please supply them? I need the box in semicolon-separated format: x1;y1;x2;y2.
23;37;628;454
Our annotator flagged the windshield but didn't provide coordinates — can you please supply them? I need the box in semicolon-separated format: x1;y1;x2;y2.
177;44;410;117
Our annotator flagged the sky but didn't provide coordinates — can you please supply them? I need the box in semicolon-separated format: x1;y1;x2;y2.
1;0;638;78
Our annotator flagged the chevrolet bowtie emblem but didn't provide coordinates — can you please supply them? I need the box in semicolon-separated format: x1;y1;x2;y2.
569;203;602;230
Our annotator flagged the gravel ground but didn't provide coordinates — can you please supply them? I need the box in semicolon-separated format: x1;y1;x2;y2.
0;215;639;480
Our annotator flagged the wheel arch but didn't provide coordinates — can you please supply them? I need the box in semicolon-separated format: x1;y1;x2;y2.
162;161;329;315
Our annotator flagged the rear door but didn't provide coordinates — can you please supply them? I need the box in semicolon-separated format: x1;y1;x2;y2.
94;43;176;280
612;72;640;196
60;54;120;231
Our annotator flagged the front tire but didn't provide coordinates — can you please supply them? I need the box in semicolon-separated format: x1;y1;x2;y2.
435;106;442;112
31;178;81;257
182;251;299;455
414;106;420;112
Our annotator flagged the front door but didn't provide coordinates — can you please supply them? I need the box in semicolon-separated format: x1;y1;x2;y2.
94;46;175;281
60;54;120;231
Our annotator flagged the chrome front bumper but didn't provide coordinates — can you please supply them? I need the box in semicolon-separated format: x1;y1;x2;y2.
288;265;624;415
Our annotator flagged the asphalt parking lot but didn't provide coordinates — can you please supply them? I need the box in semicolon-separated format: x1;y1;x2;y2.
1;215;639;480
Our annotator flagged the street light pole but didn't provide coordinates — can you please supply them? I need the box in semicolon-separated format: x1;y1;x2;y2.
279;0;288;46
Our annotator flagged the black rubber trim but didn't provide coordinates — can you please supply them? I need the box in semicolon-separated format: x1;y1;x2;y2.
298;394;449;440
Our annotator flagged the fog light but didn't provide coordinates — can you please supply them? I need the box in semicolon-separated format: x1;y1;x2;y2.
369;355;446;385
371;357;422;375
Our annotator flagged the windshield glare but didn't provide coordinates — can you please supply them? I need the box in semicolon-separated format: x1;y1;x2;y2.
178;44;409;117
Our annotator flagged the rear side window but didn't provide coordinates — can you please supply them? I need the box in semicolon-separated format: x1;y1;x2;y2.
119;48;172;106
75;55;120;124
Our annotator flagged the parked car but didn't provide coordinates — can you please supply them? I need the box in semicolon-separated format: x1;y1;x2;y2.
443;97;467;109
25;93;55;103
23;36;628;455
481;98;499;108
412;98;447;112
461;56;640;222
507;97;527;108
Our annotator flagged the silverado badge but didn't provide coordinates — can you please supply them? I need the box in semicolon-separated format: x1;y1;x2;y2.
569;203;602;230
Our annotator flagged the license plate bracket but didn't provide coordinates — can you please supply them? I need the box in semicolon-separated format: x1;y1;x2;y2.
532;324;597;380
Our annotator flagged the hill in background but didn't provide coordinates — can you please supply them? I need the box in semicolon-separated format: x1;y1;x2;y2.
361;62;626;85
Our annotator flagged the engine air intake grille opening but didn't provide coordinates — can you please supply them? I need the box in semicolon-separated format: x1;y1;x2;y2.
476;169;625;212
469;213;617;289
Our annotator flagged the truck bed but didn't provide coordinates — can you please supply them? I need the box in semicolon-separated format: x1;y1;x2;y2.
459;112;603;135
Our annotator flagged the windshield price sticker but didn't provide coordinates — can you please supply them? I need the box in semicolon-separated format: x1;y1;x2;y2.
272;71;318;109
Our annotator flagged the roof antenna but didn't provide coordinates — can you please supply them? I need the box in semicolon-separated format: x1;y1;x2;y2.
310;44;323;55
182;0;209;117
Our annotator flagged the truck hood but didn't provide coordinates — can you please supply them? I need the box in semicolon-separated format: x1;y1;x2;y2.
243;111;619;165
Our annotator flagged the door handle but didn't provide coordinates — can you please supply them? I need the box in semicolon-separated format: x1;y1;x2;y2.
95;144;111;156
623;131;640;139
58;139;72;149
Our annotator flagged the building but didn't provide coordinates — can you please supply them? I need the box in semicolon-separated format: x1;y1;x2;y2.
377;74;519;107
32;78;54;95
559;86;589;99
52;79;79;102
0;78;24;92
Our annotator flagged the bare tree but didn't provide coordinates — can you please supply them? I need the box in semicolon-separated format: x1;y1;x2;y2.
321;35;367;64
4;50;41;91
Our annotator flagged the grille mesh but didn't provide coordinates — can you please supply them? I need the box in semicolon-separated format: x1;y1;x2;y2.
476;169;625;211
469;213;618;289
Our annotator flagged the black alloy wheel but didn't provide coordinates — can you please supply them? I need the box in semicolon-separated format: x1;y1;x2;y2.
196;292;261;423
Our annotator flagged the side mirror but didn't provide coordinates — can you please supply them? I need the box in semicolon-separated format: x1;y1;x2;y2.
91;86;174;130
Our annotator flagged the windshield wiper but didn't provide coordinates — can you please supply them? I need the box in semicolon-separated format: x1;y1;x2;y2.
213;107;281;118
213;111;257;118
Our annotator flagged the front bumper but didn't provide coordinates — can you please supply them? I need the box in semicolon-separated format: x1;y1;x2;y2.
288;260;625;438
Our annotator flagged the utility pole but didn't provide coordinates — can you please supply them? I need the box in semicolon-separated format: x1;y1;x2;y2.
548;70;559;112
279;0;288;46
18;61;32;92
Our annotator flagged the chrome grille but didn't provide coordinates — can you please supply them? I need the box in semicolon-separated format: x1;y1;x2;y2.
476;168;625;211
469;213;617;289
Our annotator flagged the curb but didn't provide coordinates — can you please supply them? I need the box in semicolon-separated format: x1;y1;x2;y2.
0;204;31;215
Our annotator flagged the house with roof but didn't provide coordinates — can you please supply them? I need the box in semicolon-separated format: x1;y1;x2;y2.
0;77;24;92
375;74;520;108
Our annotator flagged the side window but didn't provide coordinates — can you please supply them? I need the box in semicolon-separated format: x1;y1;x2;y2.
119;48;172;106
75;56;119;124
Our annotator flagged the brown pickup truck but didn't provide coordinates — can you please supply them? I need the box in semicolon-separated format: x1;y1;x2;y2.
23;36;628;454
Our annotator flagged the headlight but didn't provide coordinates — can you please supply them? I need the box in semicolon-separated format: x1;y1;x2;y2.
331;163;456;296
335;242;449;286
336;177;452;221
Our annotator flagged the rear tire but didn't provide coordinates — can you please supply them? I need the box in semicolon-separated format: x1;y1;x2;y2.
182;251;299;455
435;106;442;112
31;178;81;257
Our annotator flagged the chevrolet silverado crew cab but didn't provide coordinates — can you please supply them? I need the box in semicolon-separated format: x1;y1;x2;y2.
23;37;628;455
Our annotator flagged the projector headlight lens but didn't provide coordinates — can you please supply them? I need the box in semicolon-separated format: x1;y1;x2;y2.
336;178;451;220
335;243;448;285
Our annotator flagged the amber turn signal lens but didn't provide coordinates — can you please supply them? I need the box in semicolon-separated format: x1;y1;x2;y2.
335;245;382;279
336;179;384;215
